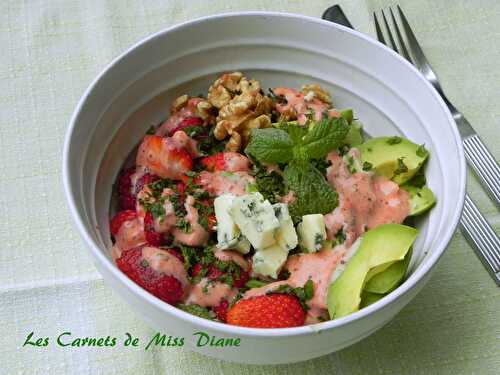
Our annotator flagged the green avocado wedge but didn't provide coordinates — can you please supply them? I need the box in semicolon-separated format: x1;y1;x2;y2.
327;224;418;319
364;248;412;294
401;184;437;216
360;291;384;308
343;121;364;147
358;137;428;184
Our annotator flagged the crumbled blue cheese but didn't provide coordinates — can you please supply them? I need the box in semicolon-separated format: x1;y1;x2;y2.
252;244;288;279
229;193;280;250
297;214;327;253
273;203;298;251
214;194;240;249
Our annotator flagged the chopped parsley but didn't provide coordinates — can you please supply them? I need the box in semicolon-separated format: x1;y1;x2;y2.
416;144;428;157
245;279;269;289
177;304;215;320
270;279;315;311
362;161;373;171
387;136;402;145
251;162;287;204
394;158;409;175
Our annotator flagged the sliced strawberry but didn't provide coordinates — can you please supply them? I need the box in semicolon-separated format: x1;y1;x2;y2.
233;269;250;289
117;167;136;210
144;212;163;247
207;214;217;231
135;173;160;195
227;294;306;328
176;181;186;195
191;263;203;277
169;116;204;136
110;210;138;236
213;300;229;322
165;146;193;178
200;153;225;171
116;247;184;305
207;265;224;280
166;248;184;263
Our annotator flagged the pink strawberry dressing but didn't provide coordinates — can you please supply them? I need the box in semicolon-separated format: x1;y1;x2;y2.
185;278;238;307
324;150;410;246
141;246;189;287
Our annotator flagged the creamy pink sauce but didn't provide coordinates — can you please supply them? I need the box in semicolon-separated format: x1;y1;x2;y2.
185;278;238;307
141;246;189;287
197;171;255;196
171;130;199;157
325;150;410;246
214;249;250;271
136;135;190;180
171;195;209;247
222;152;251;172
113;217;146;258
244;246;347;323
155;97;205;137
154;188;177;233
273;87;330;125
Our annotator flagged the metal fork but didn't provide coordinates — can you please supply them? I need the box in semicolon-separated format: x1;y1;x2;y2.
375;6;500;208
374;6;500;285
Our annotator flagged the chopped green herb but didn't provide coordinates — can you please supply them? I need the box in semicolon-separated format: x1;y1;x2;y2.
245;279;270;289
416;144;428;157
362;161;373;171
177;304;215;320
387;136;402;145
394;158;409;175
146;125;156;135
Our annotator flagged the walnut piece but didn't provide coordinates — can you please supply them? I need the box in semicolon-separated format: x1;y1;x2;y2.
208;72;273;151
301;84;332;104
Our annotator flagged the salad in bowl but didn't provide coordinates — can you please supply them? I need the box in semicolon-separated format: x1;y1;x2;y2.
109;72;436;328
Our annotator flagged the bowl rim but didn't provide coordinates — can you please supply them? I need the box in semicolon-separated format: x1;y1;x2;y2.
63;11;466;337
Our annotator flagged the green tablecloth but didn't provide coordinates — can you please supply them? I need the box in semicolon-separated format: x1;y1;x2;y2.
1;0;498;373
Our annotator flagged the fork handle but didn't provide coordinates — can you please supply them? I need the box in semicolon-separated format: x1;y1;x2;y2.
460;194;500;285
463;135;500;208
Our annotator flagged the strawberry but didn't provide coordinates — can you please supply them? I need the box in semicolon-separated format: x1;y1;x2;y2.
226;294;306;328
232;268;250;289
144;212;163;246
200;152;251;172
200;153;225;171
110;210;138;236
116;247;184;305
213;300;229;322
191;263;203;277
169;116;204;136
166;248;184;263
207;214;217;232
207;264;225;280
165;146;193;178
135;173;160;195
117;167;136;210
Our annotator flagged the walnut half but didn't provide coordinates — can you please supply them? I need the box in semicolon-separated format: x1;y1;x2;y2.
208;72;273;151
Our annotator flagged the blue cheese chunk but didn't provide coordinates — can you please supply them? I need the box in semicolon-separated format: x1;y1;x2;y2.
233;235;251;254
297;214;327;253
229;193;280;249
214;194;240;249
273;203;298;251
252;244;288;279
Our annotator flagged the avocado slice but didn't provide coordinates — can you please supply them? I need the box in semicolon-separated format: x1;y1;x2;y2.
360;291;384;308
343;121;364;147
364;248;412;294
402;184;436;216
340;109;354;124
327;224;417;319
358;137;428;184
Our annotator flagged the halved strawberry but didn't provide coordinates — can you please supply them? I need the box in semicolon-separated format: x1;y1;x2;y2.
116;247;184;305
169;116;204;136
144;212;163;246
135;173;160;195
233;269;250;289
110;210;138;236
165;146;193;178
213;300;229;322
191;263;203;277
200;153;225;171
117;167;136;210
227;294;306;328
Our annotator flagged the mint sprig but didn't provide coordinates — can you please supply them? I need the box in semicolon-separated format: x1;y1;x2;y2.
284;160;338;219
244;128;294;164
301;117;349;160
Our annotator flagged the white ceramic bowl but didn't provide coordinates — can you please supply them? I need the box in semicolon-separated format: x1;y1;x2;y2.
63;12;465;364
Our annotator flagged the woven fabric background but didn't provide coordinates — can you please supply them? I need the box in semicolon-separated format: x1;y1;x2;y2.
0;0;498;374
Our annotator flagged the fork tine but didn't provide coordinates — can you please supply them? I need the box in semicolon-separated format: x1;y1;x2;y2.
389;7;412;62
381;9;399;52
397;5;429;69
373;12;386;45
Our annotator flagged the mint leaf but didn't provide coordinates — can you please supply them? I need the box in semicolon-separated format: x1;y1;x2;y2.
245;128;294;164
301;117;350;160
284;160;338;219
177;304;215;320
